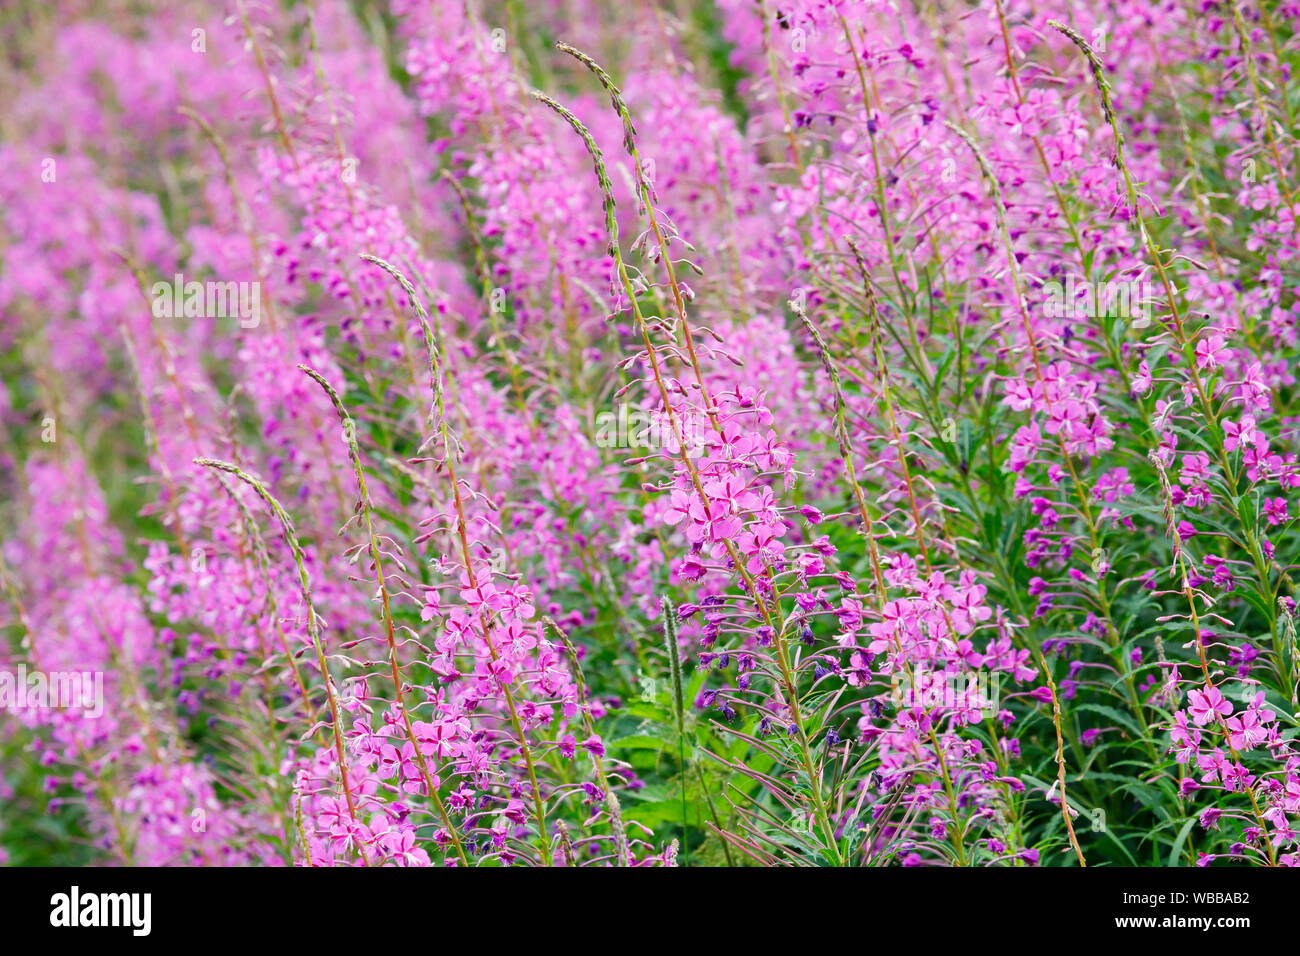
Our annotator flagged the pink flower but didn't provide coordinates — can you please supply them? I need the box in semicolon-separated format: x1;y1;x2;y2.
1226;708;1268;751
1195;334;1231;369
1198;748;1229;784
1263;497;1288;526
1132;360;1153;396
1186;686;1232;726
1179;451;1211;486
1222;415;1257;452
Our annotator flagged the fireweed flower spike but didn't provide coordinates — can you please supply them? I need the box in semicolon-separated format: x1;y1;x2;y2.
534;74;847;866
360;254;556;866
194;457;371;866
296;364;469;865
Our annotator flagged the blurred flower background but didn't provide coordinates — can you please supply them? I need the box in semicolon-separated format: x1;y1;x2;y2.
0;0;1298;867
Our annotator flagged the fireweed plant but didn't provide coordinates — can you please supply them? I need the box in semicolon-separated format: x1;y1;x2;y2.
0;0;1297;868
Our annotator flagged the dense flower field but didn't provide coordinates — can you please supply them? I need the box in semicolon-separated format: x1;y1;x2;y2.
0;0;1297;868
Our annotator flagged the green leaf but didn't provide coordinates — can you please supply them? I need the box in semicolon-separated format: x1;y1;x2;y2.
610;734;670;752
1074;703;1146;741
1167;816;1198;866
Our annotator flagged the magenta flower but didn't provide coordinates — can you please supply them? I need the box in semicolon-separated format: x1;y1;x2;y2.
1263;497;1289;526
1195;334;1231;369
1187;686;1233;726
1222;415;1257;452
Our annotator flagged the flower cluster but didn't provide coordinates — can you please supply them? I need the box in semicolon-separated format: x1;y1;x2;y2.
1;0;1298;869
